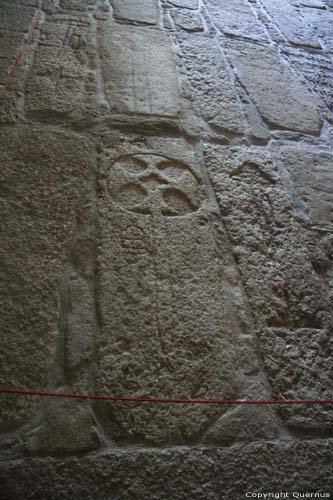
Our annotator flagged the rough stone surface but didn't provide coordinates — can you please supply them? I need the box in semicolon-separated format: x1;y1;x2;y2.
277;146;333;228
95;135;241;445
205;145;322;329
25;14;101;123
0;1;35;32
111;0;159;25
24;398;101;454
99;23;180;116
302;7;333;52
226;41;322;134
175;33;246;134
1;441;333;499
0;2;36;123
0;128;92;431
260;0;321;48
166;0;199;9
206;0;268;41
280;45;333;124
299;0;326;8
59;0;96;11
260;328;333;433
171;10;205;32
205;144;333;432
0;0;333;497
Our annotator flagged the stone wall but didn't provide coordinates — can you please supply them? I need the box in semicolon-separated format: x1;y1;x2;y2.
0;0;332;498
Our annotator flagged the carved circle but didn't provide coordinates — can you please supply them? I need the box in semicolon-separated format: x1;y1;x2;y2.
109;154;203;217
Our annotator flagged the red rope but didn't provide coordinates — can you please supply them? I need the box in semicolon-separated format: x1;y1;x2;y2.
0;0;44;98
0;389;332;405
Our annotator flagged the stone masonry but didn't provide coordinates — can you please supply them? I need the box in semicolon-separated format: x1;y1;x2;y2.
0;0;332;498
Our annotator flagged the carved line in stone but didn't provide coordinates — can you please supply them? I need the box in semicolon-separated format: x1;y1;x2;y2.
108;154;203;217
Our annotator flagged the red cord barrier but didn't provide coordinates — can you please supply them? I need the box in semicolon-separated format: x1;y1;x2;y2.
0;0;44;98
0;389;332;405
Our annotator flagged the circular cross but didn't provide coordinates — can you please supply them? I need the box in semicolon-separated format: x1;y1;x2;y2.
109;154;204;217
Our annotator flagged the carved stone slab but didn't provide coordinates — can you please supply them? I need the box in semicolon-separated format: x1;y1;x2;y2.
111;0;159;25
205;144;332;433
0;128;91;431
260;0;321;48
206;0;268;41
278;146;333;229
98;24;180;117
227;41;322;134
95;136;239;444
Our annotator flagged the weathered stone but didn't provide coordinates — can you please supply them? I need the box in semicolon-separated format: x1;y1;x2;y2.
1;0;333;495
249;1;286;43
227;41;322;134
299;0;326;8
206;144;333;432
281;46;333;123
0;31;26;91
162;8;174;29
206;0;268;41
171;10;204;31
95;135;241;445
205;144;327;331
59;0;95;10
24;398;101;454
204;404;283;445
306;231;333;276
302;7;333;52
0;128;92;431
0;0;40;5
25;16;101;122
111;0;159;25
22;253;100;455
66;276;96;378
1;441;333;499
167;0;199;9
0;4;38;120
100;113;181;136
260;0;321;47
244;101;271;142
278;146;333;228
98;23;180;116
0;1;35;32
175;33;245;134
0;92;18;124
260;328;333;433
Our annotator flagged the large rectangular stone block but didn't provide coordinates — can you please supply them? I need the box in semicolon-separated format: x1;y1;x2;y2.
175;33;245;133
94;134;241;445
98;24;180;116
204;144;326;331
278;146;333;228
226;41;322;134
111;0;159;25
281;46;333;123
167;0;198;8
0;128;92;431
205;144;332;433
0;1;35;32
302;6;333;51
0;2;38;122
260;327;333;432
260;0;321;48
206;0;268;41
25;15;100;122
1;442;332;499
